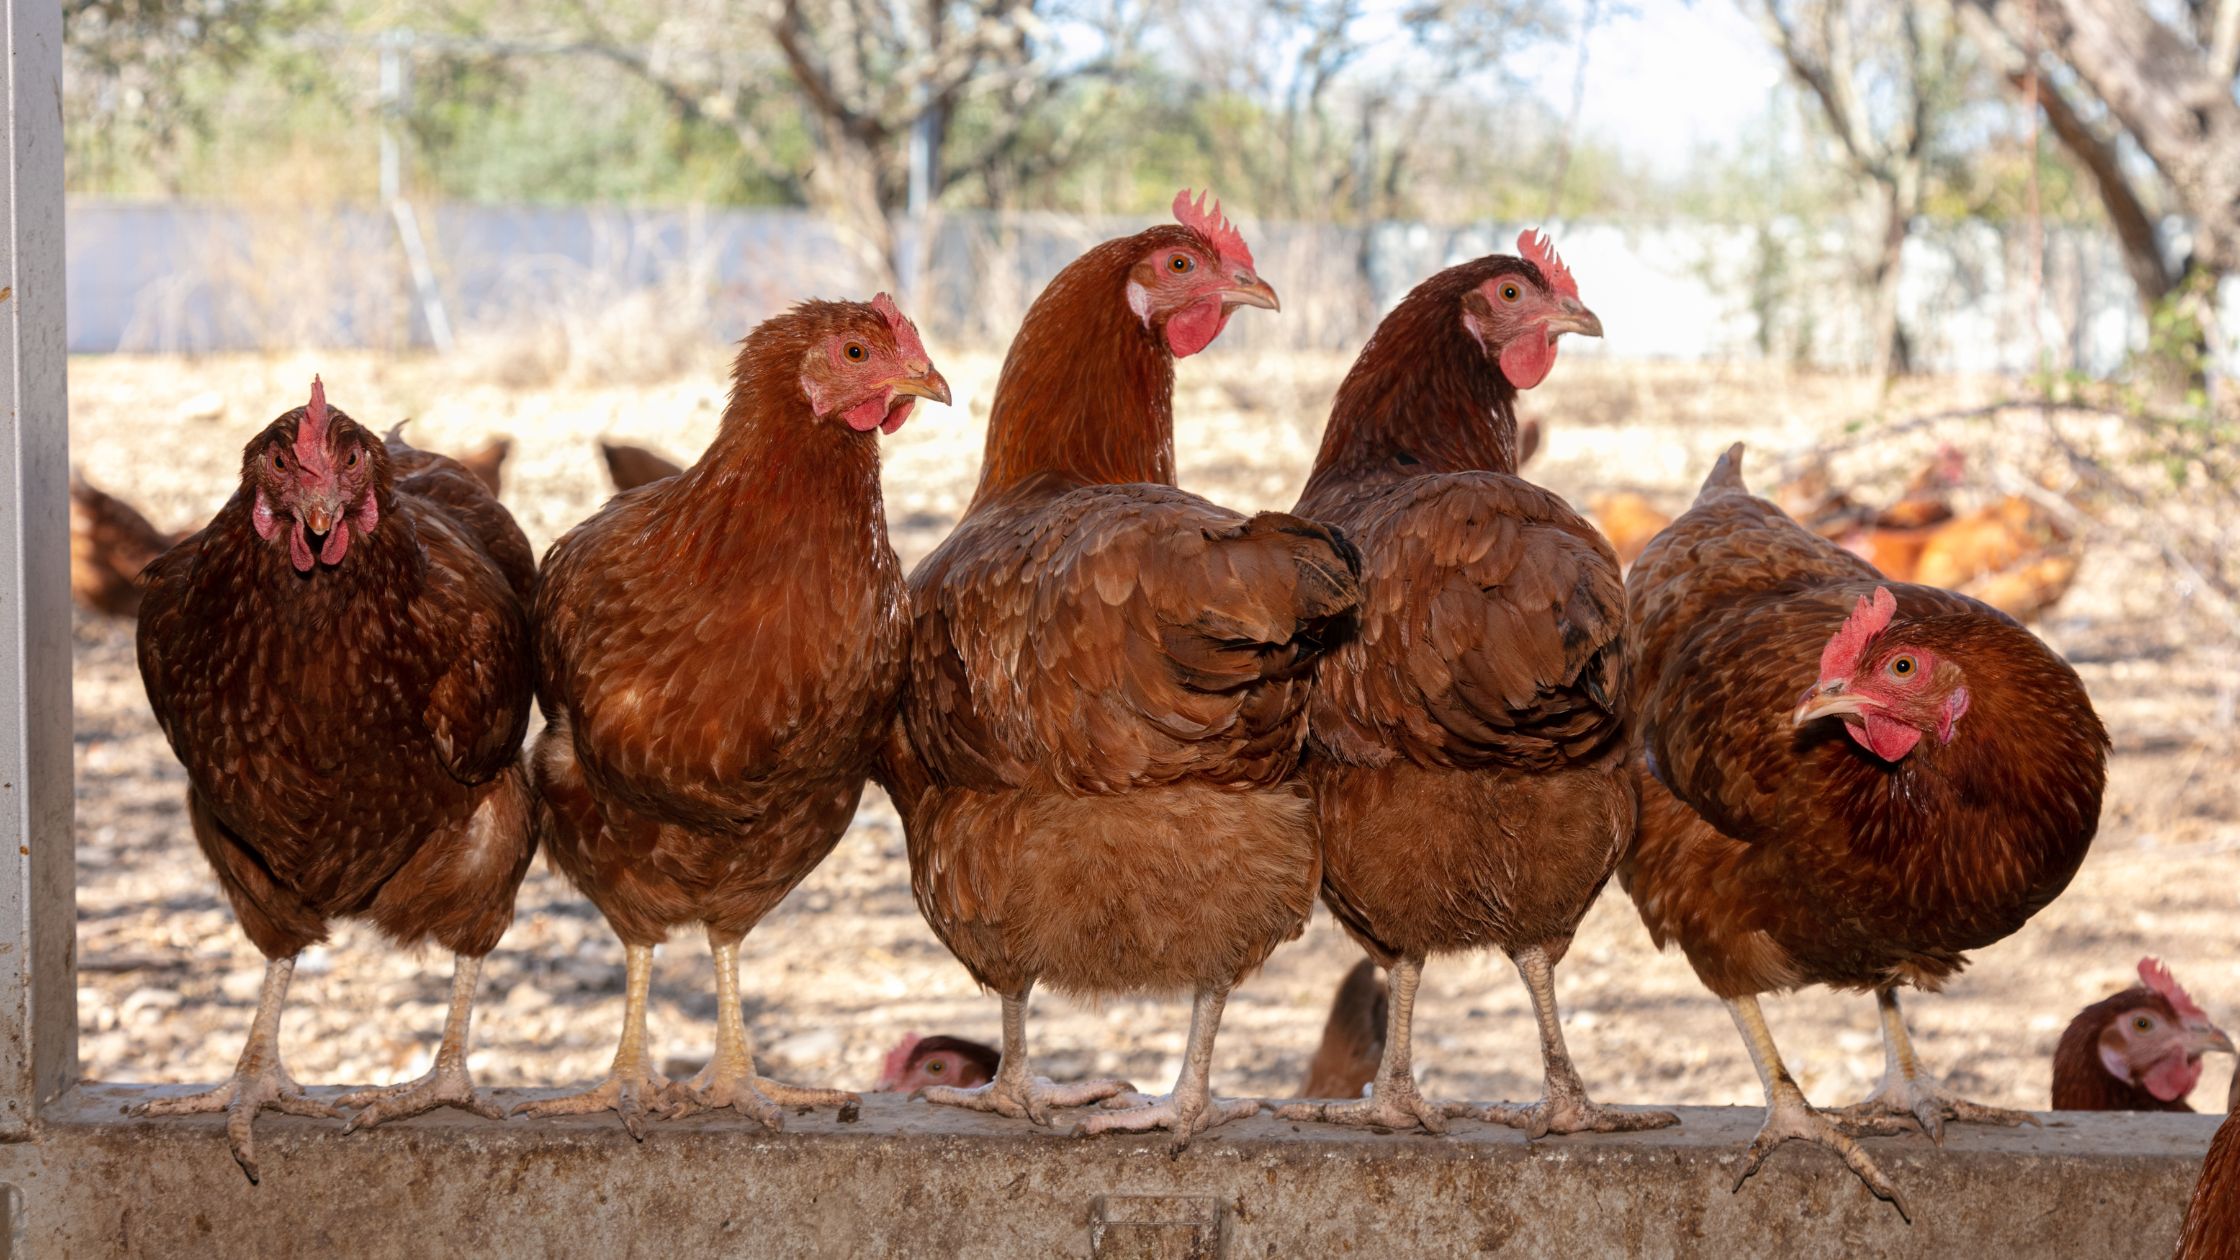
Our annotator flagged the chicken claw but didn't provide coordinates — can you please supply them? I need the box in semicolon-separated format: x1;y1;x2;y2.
1275;1078;1470;1135
510;1066;682;1141
1475;1092;1681;1139
1735;1085;1912;1222
1837;985;2038;1145
1071;1089;1260;1153
127;955;336;1183
338;1061;505;1133
921;1074;1135;1127
664;1061;858;1132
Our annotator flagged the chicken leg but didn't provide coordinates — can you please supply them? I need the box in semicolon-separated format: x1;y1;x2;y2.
1275;956;1471;1133
1834;985;2038;1144
918;981;1135;1124
1072;986;1259;1152
1727;994;1911;1220
662;929;859;1131
1474;944;1679;1137
127;955;337;1183
338;954;505;1132
510;942;679;1139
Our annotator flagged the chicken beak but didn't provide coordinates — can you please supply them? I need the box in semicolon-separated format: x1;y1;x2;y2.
2189;1023;2238;1057
1222;273;1281;313
302;502;336;536
887;367;952;407
1544;297;1603;339
1793;681;1869;727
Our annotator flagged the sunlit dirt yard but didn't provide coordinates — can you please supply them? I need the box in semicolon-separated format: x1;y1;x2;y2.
71;344;2239;1120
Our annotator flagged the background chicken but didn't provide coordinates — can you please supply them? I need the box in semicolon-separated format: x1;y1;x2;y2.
2052;958;2234;1112
2176;1076;2240;1258
70;472;179;617
1621;443;2108;1218
598;439;684;494
1281;236;1671;1139
132;378;538;1180
523;296;949;1136
882;192;1356;1147
1586;491;1670;569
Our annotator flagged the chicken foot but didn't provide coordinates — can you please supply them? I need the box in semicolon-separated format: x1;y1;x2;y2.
661;931;859;1131
1474;944;1680;1137
1275;956;1471;1133
1073;986;1258;1153
1727;994;1912;1221
510;943;683;1140
338;954;505;1132
918;983;1136;1125
127;955;337;1183
1834;985;2038;1144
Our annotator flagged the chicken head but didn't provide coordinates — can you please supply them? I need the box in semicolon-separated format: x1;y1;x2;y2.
1124;189;1279;358
246;376;385;574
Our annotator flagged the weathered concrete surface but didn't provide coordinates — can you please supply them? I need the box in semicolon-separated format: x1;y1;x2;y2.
0;1087;2214;1258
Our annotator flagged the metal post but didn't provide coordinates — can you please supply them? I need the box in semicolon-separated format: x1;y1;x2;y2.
378;28;454;352
0;0;79;1138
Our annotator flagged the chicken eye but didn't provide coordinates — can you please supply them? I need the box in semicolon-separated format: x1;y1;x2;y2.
1169;255;1193;273
346;448;359;468
1499;283;1521;302
1889;656;1916;678
926;1059;945;1074
272;451;287;472
2134;1016;2154;1032
844;342;868;362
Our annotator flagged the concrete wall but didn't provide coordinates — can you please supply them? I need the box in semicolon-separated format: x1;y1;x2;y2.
1;1087;2214;1257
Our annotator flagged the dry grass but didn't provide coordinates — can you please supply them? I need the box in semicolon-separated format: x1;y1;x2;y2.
70;347;2240;1117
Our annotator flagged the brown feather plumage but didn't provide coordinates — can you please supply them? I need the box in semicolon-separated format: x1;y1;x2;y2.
534;301;914;947
599;441;685;494
1299;958;1388;1100
71;472;180;617
1297;253;1630;971
1620;444;2108;1001
2051;986;2201;1112
2179;1107;2240;1258
137;401;538;963
887;223;1356;1007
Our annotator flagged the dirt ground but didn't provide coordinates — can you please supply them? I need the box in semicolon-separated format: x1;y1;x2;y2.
68;344;2240;1118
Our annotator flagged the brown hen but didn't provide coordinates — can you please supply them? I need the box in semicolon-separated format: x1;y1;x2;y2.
524;297;949;1137
882;192;1356;1148
71;472;179;616
1280;236;1673;1138
134;379;538;1180
2052;959;2233;1112
1621;443;2107;1218
599;440;684;493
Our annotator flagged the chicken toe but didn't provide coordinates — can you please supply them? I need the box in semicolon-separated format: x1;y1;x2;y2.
341;955;503;1132
1835;986;2039;1144
1474;945;1679;1138
661;933;859;1130
1069;987;1255;1153
128;956;336;1183
1275;959;1467;1134
1726;994;1910;1220
509;943;679;1140
913;988;1132;1125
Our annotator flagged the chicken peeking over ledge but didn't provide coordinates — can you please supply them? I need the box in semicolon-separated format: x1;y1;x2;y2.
524;296;950;1137
2053;958;2234;1112
1620;443;2108;1221
879;192;1359;1148
133;379;539;1181
1278;234;1673;1139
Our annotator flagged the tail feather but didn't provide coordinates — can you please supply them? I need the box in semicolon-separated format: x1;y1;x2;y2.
602;441;685;493
70;473;177;618
1299;958;1388;1099
1696;442;1750;504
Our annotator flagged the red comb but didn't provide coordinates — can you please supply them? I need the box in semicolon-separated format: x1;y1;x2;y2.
1517;230;1579;300
294;374;332;471
2141;957;2210;1023
1819;586;1896;681
1172;189;1255;271
877;1032;923;1091
871;292;928;362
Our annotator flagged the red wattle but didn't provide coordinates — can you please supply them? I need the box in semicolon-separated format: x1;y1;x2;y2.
1163;298;1229;358
289;524;315;573
843;394;890;432
880;397;915;435
1498;331;1558;389
2144;1053;2204;1102
320;522;351;566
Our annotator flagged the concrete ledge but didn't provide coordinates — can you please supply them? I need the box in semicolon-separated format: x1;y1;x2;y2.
0;1086;2215;1257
